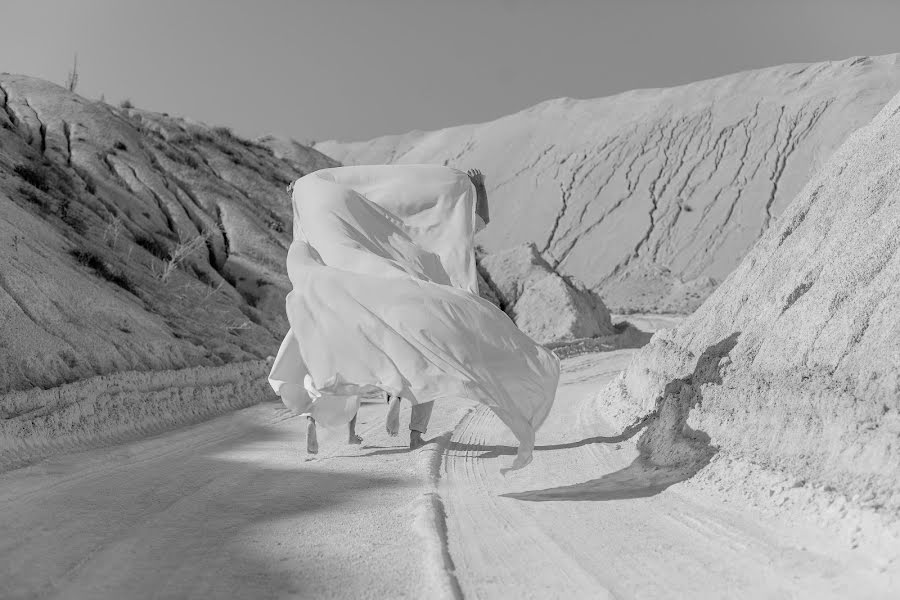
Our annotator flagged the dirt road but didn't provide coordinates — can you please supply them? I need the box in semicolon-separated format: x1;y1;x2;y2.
2;320;894;598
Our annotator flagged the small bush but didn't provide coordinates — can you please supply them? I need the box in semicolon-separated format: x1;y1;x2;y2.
151;231;213;282
80;171;97;194
135;234;169;260
70;248;137;294
113;141;128;151
119;99;134;109
102;217;124;248
264;210;285;233
18;185;50;210
160;145;199;168
14;164;51;192
58;198;88;234
194;268;215;286
182;153;200;168
71;247;105;271
190;130;215;144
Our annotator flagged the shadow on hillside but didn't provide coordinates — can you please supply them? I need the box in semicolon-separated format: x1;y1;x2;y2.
503;332;740;503
547;321;654;359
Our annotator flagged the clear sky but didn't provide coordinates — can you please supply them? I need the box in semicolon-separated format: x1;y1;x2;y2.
2;0;899;143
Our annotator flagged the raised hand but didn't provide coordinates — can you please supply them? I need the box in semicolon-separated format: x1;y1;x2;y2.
468;168;490;224
467;168;485;189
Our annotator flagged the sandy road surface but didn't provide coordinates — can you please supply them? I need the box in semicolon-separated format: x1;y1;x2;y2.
0;399;468;600
442;350;896;599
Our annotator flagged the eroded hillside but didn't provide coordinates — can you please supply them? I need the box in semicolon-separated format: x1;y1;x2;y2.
0;74;336;395
607;87;900;531
318;54;900;312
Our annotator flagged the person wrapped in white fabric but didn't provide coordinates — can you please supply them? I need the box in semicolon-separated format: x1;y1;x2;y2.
384;168;490;449
269;164;558;471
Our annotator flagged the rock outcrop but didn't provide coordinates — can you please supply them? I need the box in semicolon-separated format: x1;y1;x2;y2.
478;243;613;344
256;134;340;173
0;74;329;395
606;89;900;519
318;54;900;313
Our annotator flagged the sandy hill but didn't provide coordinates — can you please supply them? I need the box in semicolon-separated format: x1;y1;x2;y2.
317;54;900;313
0;74;337;397
605;87;900;545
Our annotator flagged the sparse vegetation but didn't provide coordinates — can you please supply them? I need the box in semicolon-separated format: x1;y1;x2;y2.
18;185;50;210
79;170;97;194
201;280;226;303
224;320;251;332
134;234;169;260
58;197;88;234
15;162;87;233
70;247;137;294
102;217;124;249
150;230;215;283
14;164;51;192
65;54;79;92
193;268;215;286
264;210;285;233
245;293;261;308
119;99;134;109
157;143;200;168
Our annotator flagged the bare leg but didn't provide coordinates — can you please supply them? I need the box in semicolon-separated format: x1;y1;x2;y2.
386;394;401;436
306;416;319;454
409;401;434;449
348;412;363;444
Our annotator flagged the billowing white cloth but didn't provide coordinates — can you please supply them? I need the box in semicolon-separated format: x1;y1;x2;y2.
269;164;559;470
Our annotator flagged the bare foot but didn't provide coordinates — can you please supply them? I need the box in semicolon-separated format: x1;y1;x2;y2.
386;395;401;436
410;431;426;450
348;414;362;445
306;418;319;454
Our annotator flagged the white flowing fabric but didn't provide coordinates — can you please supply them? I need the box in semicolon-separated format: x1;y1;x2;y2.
268;164;559;470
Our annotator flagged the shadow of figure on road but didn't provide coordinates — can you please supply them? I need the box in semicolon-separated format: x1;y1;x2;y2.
503;332;740;502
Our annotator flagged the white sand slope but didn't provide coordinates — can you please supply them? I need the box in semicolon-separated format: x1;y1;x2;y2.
317;54;900;313
608;85;900;547
3;338;894;598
